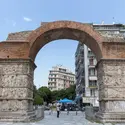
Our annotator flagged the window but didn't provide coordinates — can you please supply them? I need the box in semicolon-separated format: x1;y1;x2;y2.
89;58;94;65
90;89;96;97
59;68;66;72
89;80;97;86
89;69;96;76
49;78;53;81
90;89;93;96
88;51;95;57
64;76;67;79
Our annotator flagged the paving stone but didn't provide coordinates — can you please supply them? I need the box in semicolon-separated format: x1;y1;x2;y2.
0;111;123;125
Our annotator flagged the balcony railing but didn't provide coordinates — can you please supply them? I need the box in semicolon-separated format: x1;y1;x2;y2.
88;65;96;68
89;86;98;88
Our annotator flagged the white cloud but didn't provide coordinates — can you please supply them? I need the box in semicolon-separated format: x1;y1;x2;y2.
23;17;32;22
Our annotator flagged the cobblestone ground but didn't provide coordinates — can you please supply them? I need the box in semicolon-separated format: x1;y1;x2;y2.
0;111;124;125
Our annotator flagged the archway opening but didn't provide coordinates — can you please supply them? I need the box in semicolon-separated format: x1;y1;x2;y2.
33;39;78;106
33;38;98;113
29;21;101;119
34;39;78;88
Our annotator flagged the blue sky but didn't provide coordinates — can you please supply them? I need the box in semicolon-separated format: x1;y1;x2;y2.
0;0;125;88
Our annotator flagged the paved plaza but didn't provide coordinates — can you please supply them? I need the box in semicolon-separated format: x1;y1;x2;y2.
0;111;124;125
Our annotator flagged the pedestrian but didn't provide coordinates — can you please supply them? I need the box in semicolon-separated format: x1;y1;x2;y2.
76;105;78;115
67;104;70;115
50;103;53;114
56;105;60;118
49;103;53;115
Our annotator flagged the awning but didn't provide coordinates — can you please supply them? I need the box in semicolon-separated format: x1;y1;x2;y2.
58;98;73;103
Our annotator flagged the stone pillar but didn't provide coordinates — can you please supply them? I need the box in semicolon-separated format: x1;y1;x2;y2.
0;59;36;122
96;59;125;123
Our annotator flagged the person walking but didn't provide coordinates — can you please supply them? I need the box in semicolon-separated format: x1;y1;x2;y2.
56;105;60;118
76;105;78;115
67;104;70;115
49;103;53;115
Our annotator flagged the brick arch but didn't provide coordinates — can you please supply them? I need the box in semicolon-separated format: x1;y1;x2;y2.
27;21;104;61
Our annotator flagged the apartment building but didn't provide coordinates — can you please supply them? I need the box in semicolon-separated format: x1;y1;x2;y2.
48;65;75;91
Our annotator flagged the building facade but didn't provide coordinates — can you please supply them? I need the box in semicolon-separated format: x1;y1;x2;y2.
48;65;75;91
75;23;125;107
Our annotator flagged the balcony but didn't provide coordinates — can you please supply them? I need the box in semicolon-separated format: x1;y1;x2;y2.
82;96;99;106
48;76;57;79
89;86;98;89
48;80;56;83
89;76;97;81
88;65;96;68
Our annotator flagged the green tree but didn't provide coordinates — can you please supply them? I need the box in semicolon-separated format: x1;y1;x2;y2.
38;86;52;104
65;85;76;100
33;94;43;105
51;90;59;101
51;85;76;101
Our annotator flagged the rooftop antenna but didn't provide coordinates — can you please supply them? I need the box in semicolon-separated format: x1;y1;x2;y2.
112;17;115;24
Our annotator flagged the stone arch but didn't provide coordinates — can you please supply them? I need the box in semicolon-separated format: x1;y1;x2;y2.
27;21;104;61
1;20;125;122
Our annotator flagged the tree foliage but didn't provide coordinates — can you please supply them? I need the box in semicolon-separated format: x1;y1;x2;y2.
33;85;76;105
33;94;43;105
38;86;52;104
33;85;44;105
51;85;76;102
65;85;76;100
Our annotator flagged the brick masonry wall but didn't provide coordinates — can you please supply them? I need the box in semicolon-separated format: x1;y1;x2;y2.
7;31;32;41
0;42;29;58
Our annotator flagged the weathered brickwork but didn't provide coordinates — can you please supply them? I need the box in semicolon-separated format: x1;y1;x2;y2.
0;42;29;59
27;21;104;61
102;42;125;59
1;21;125;61
7;31;32;41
